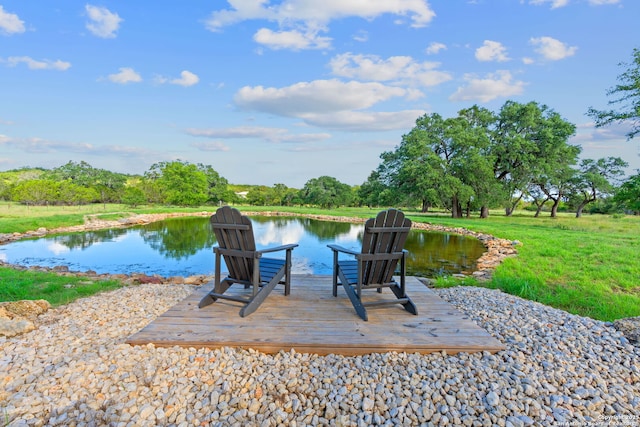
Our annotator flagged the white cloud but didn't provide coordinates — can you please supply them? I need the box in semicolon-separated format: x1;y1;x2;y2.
5;56;71;71
253;28;331;50
186;126;331;143
205;0;436;49
107;67;142;84
530;36;577;60
85;5;122;38
449;70;526;103
298;110;426;131
475;40;509;62
527;0;570;8
588;0;620;4
155;70;200;87
207;0;436;30
426;42;446;55
0;135;153;156
190;141;230;152
352;30;369;43
329;53;451;87
0;5;25;35
234;79;409;116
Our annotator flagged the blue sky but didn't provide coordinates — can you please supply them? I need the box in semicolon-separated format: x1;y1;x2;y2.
1;0;638;187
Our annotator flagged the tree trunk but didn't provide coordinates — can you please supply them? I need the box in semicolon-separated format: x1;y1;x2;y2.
534;205;543;217
421;199;430;213
550;198;560;217
480;206;489;218
451;196;463;218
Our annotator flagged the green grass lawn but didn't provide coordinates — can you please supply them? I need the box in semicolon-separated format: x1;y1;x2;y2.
1;202;638;321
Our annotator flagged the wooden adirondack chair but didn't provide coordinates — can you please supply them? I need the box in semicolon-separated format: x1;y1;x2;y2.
198;206;298;317
327;209;417;321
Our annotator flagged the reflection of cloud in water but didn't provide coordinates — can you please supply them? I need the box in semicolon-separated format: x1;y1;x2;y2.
333;225;363;244
256;222;304;246
113;234;129;242
47;242;70;255
0;253;6;262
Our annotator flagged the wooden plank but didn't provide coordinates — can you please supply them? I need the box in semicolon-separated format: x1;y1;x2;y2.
126;275;505;355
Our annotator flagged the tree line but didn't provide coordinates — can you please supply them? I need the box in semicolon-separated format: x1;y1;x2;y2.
360;101;632;218
2;48;639;216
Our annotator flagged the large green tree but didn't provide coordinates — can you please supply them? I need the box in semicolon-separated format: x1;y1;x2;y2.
300;176;353;208
11;179;59;206
588;48;640;140
568;157;628;217
492;101;577;216
145;160;209;207
366;101;577;218
614;172;640;214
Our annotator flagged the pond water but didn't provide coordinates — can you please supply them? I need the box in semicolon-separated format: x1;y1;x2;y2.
0;216;486;278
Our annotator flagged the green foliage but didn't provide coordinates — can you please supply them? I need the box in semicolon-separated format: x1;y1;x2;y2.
300;176;354;208
614;172;640;214
146;160;210;207
0;266;123;307
588;47;640;140
11;179;60;205
567;157;628;217
121;186;147;207
370;101;579;218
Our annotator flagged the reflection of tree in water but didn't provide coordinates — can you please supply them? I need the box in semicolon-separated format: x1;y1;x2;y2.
404;231;486;276
295;218;356;241
52;228;129;250
139;217;216;259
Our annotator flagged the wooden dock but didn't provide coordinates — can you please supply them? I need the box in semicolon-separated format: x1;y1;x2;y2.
126;275;505;356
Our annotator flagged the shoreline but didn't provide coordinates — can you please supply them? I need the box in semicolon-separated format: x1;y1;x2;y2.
0;210;519;283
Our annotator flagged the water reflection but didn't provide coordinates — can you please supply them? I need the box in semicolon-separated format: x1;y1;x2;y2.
0;216;485;278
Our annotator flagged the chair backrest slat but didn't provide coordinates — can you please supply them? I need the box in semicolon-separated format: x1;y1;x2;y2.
361;209;411;286
210;206;256;282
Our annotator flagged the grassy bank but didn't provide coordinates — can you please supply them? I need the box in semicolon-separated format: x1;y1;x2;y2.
1;202;639;321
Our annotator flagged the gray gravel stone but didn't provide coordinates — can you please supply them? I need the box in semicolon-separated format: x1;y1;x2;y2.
1;284;639;426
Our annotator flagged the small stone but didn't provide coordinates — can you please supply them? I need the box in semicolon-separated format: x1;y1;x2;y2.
486;391;500;407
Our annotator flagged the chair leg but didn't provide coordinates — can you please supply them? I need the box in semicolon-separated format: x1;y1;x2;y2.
239;269;285;317
332;251;339;297
389;284;418;315
341;283;368;321
199;278;232;308
284;248;292;296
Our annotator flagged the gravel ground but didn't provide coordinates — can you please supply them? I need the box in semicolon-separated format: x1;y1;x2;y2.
1;283;639;427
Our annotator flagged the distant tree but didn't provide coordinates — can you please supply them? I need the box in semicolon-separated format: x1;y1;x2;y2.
492;101;578;216
300;176;353;208
358;170;403;208
121;186;147;208
44;160;127;206
145;160;208;207
246;186;270;206
588;48;640;140
525;184;551;217
11;180;59;206
58;181;99;206
568;157;628;217
614;172;640;214
196;163;229;204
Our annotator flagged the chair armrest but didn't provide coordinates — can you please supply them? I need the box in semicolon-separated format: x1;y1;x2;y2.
327;244;360;256
258;243;299;254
